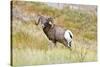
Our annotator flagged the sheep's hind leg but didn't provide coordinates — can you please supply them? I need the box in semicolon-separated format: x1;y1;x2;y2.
63;41;72;51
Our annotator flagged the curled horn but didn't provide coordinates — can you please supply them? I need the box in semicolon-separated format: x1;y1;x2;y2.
35;15;42;25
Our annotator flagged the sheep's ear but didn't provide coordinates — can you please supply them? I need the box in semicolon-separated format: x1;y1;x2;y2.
48;17;53;22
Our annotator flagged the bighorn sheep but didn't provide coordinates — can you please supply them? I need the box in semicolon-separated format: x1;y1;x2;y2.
35;15;73;49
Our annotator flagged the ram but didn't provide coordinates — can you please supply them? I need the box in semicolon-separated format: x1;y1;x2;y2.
35;15;73;49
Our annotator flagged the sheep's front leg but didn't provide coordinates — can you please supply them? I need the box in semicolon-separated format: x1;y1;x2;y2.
48;40;57;49
48;41;52;49
52;41;57;48
63;40;72;50
48;40;55;49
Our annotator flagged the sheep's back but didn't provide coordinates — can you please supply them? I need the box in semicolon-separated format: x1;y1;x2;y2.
54;26;66;42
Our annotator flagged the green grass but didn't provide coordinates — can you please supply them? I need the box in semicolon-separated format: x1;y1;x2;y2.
12;46;97;66
11;1;97;66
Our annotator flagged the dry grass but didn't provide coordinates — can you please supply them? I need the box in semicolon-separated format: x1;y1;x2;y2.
13;47;97;66
11;1;97;66
12;43;97;66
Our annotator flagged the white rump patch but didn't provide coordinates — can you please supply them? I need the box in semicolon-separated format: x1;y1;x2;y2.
64;30;73;43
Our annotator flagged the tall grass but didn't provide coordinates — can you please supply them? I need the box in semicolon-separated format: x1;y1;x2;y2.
13;44;97;66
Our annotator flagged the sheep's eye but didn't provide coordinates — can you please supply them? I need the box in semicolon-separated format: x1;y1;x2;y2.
44;22;48;26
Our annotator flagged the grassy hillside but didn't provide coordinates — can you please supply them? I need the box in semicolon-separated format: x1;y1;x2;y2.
11;1;97;66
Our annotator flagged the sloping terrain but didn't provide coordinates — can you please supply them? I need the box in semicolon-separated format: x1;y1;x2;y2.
11;1;97;66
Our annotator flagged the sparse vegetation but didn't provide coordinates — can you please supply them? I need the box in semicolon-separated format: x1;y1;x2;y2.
11;1;97;66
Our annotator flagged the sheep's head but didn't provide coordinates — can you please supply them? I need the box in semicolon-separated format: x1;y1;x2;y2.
35;15;54;28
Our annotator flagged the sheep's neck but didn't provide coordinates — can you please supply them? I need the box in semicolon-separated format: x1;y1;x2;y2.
43;24;52;34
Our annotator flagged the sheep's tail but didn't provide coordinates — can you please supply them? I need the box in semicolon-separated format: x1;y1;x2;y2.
67;30;73;38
